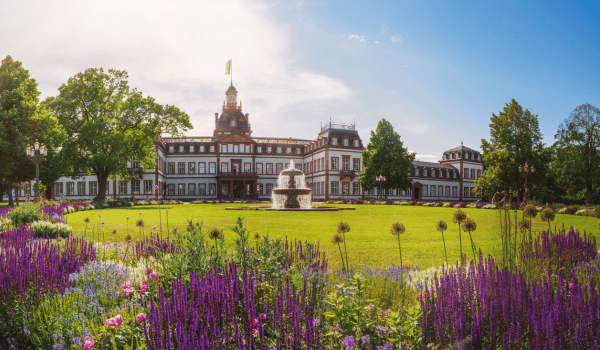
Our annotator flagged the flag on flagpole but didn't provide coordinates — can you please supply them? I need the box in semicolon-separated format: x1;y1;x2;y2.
225;60;231;75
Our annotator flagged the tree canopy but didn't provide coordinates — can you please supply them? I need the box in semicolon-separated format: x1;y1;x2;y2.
46;68;192;202
552;104;600;205
475;99;551;201
0;55;63;206
359;119;415;195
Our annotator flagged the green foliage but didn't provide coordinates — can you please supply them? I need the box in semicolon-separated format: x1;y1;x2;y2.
29;220;72;238
0;56;65;206
323;273;375;333
359;119;415;194
553;104;600;205
322;273;422;348
476;99;552;201
46;68;192;201
8;203;41;226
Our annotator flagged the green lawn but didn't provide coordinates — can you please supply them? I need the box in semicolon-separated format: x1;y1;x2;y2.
64;203;600;270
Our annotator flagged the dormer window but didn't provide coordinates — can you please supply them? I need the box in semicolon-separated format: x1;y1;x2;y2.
189;145;195;153
169;145;174;153
354;139;359;147
332;137;338;145
179;145;184;153
343;138;349;146
231;120;236;127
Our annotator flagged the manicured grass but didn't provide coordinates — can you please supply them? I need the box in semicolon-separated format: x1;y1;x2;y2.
65;203;600;270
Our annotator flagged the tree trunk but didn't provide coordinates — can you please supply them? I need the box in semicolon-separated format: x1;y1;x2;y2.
94;167;111;202
7;181;13;207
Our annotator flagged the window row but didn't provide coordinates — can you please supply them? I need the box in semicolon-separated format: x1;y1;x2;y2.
463;168;482;179
331;137;360;147
168;145;215;153
166;183;216;196
412;168;457;179
420;185;458;198
54;181;154;196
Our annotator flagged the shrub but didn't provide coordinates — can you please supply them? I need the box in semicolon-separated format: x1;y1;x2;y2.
28;221;73;239
8;204;42;226
558;206;577;215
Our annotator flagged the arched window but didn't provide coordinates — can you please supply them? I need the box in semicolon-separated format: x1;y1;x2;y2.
231;120;236;127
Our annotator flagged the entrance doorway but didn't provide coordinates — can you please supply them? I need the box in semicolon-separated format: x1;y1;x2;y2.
233;181;242;198
414;187;420;200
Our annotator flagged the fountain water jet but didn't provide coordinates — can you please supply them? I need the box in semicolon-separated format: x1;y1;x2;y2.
272;160;311;209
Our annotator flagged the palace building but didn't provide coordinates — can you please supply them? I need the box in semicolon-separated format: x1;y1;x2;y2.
4;85;483;202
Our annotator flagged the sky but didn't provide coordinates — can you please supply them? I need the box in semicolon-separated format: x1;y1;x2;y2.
1;0;599;162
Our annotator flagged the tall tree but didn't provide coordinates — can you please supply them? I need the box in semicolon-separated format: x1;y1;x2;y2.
46;68;192;202
475;99;550;200
359;118;415;195
0;55;60;206
553;104;600;205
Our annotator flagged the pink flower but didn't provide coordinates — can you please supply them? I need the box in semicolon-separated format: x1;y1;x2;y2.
121;287;135;297
142;280;149;289
150;272;159;282
136;313;146;324
569;283;574;289
252;328;259;335
253;318;259;326
83;336;95;350
122;281;132;289
105;315;123;328
259;313;267;320
145;266;153;274
139;288;147;295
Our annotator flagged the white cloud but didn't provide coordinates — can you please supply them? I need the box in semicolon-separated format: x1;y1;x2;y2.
380;23;388;35
375;41;379;44
346;34;367;42
390;35;404;43
0;0;352;138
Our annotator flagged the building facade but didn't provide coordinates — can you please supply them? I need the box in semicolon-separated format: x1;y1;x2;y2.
3;85;483;202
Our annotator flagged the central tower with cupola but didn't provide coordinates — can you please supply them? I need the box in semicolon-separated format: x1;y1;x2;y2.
214;84;252;136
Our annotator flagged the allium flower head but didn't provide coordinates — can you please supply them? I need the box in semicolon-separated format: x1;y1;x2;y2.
136;219;145;228
540;207;555;222
436;220;448;232
332;233;344;244
452;209;467;224
524;204;538;219
208;227;222;240
337;221;350;234
390;222;405;235
253;232;261;240
518;219;530;230
461;218;477;232
84;217;90;223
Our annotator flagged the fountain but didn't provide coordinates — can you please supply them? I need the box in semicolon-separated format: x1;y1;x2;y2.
225;160;355;211
271;160;312;209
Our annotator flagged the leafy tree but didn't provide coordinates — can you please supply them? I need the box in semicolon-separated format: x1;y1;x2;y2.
46;68;192;202
0;56;63;206
553;104;600;205
475;99;551;201
359;119;415;196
